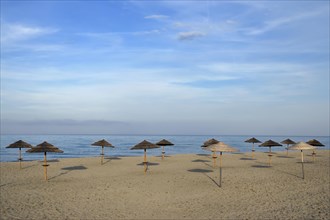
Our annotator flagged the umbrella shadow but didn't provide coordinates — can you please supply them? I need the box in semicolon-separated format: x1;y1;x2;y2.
251;165;271;168
102;157;122;165
187;169;220;187
48;165;87;180
240;157;256;161
196;154;209;157
137;162;160;166
272;167;302;179
192;159;211;163
277;156;295;159
38;159;59;163
155;155;171;158
22;163;38;169
187;168;213;173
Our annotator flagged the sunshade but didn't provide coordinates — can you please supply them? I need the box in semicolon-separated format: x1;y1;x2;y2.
131;140;160;174
6;140;33;169
288;142;316;179
306;139;324;162
27;141;63;181
259;140;282;166
156;139;174;160
281;139;296;156
203;142;238;187
91;139;114;165
201;138;220;167
244;137;261;159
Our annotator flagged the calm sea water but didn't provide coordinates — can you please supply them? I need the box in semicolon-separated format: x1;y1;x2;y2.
0;135;329;162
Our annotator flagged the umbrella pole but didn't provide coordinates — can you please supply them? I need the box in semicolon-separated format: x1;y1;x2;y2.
144;149;147;174
219;152;223;188
43;152;48;181
19;148;22;169
101;146;104;165
162;146;165;160
286;144;289;156
268;147;272;166
301;150;305;179
252;143;254;159
212;151;216;168
312;150;315;162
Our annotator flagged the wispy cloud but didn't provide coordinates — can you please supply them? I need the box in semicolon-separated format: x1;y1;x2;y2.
1;22;58;43
144;14;168;20
177;31;205;41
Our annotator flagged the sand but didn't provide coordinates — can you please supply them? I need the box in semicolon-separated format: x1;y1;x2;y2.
1;150;329;219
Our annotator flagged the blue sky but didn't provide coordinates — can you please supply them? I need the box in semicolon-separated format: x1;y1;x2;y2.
1;1;329;135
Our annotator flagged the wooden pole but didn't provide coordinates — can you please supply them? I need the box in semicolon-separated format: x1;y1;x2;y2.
144;149;147;174
19;148;22;169
286;144;289;156
43;152;48;181
162;146;165;160
312;150;316;162
212;151;217;168
301;150;305;179
268;147;272;166
101;146;104;165
252;143;255;159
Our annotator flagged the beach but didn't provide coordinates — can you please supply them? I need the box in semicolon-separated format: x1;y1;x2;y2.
1;150;329;219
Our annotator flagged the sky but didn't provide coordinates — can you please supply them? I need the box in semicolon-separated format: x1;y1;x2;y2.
1;0;329;136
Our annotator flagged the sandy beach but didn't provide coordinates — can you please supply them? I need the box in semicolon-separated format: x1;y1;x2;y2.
1;150;329;219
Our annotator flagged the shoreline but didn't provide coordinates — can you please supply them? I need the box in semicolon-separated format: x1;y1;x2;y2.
1;150;329;219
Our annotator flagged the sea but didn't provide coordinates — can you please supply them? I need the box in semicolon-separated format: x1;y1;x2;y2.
0;135;329;162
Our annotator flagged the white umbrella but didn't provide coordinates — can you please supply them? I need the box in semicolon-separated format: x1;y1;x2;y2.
203;142;238;187
288;142;316;179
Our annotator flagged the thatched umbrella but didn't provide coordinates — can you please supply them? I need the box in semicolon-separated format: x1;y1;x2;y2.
6;140;33;169
306;139;325;162
203;142;238;187
259;140;282;166
156;139;174;160
91;139;114;165
281;139;296;156
244;137;261;159
288;142;316;179
201;138;220;168
27;141;63;181
131;140;160;174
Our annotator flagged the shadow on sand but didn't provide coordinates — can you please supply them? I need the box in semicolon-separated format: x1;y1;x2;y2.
240;157;256;161
137;162;160;166
48;165;87;180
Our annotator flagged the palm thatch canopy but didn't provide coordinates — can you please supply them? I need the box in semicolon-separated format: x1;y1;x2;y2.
6;140;33;149
201;138;220;148
204;142;238;153
91;139;114;147
27;141;63;153
281;139;296;145
288;142;316;150
131;140;160;150
306;139;325;147
244;137;261;143
259;140;282;147
156;139;174;146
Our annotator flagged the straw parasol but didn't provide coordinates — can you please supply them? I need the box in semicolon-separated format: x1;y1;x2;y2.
6;140;33;169
281;139;296;156
91;139;114;165
306;139;325;162
259;140;282;166
203;142;238;187
156;139;174;160
244;137;261;159
131;140;160;174
27;141;63;181
288;142;316;179
201;138;220;168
